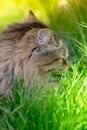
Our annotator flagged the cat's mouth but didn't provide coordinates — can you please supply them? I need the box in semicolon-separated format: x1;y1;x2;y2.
40;58;69;73
62;59;69;68
50;58;69;68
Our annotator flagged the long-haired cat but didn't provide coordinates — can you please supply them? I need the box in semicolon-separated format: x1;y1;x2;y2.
0;11;68;97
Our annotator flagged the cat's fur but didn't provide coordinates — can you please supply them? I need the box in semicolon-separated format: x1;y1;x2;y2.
0;11;68;97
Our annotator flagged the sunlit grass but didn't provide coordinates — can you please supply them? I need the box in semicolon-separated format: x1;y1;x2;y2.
0;0;87;130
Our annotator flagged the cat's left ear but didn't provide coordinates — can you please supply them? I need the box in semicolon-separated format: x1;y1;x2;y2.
36;29;52;45
25;10;38;22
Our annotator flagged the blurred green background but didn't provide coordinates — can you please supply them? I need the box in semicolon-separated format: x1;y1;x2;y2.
0;0;87;64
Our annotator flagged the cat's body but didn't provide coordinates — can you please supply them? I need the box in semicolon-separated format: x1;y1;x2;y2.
0;11;68;97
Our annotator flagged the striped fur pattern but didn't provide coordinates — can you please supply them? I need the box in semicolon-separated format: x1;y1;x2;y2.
0;11;68;97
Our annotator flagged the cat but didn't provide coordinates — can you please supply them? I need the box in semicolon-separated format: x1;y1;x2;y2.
0;11;69;97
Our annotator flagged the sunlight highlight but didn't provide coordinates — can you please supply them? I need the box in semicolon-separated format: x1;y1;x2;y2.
58;0;68;7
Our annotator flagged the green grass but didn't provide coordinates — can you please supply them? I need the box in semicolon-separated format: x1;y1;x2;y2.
0;64;87;130
0;0;87;130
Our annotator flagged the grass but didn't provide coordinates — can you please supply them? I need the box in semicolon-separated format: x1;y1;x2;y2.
0;64;87;130
0;0;87;130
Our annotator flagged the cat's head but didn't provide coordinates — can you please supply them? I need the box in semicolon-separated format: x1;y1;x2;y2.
26;11;69;74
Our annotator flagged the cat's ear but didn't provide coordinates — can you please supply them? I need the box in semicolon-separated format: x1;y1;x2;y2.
37;29;52;45
25;10;38;22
